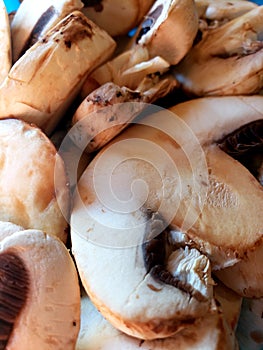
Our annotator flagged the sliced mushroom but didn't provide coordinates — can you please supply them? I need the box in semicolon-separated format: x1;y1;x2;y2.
195;0;257;30
0;118;69;243
81;0;155;37
133;0;199;65
83;46;171;94
72;77;177;153
76;284;240;350
71;154;215;339
0;0;11;84
173;6;263;96
10;0;84;62
0;11;116;135
0;229;80;350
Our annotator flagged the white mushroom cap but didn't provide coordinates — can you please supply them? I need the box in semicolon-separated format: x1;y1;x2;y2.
0;118;69;242
0;229;80;350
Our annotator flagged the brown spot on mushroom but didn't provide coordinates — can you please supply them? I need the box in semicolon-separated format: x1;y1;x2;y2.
0;251;29;350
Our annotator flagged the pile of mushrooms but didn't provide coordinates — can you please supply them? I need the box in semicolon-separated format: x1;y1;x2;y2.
0;0;262;349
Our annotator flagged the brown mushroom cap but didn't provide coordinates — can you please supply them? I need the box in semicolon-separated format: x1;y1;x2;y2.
0;229;80;350
0;118;69;243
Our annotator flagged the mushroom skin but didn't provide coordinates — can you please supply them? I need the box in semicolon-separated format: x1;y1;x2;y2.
0;11;116;135
0;229;81;350
0;118;69;243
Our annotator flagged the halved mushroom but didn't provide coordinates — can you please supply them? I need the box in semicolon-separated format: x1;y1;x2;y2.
133;0;199;65
71;146;215;339
10;0;84;62
76;282;241;349
195;0;257;30
0;11;116;135
0;229;80;350
0;0;11;84
81;0;155;37
0;118;69;243
173;6;263;96
72;78;177;153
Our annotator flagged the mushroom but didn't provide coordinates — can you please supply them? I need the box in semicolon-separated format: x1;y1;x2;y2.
10;0;84;62
72;78;177;153
81;0;155;37
133;0;199;65
0;11;116;135
0;118;69;243
0;0;11;84
173;6;263;96
71;145;215;339
76;282;241;349
195;0;257;30
0;228;80;350
81;0;198;95
0;221;23;241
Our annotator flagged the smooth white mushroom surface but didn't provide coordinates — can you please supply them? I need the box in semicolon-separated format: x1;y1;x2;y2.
0;229;81;350
0;118;69;243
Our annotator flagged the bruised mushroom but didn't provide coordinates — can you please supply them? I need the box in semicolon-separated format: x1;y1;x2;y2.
0;11;116;135
10;0;84;62
173;6;263;96
0;229;80;350
0;0;11;84
72;78;177;153
0;118;69;243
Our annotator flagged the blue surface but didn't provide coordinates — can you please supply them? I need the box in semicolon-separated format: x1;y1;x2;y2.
3;0;19;13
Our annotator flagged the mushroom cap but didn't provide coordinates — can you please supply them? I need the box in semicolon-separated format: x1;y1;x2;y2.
0;118;69;243
10;0;84;62
0;229;80;350
0;11;116;135
76;285;239;350
81;0;155;37
0;0;11;84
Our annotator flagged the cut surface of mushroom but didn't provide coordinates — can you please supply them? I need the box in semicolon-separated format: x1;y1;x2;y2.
173;6;263;96
0;229;80;350
76;285;239;350
0;0;11;84
81;0;155;37
0;118;69;243
10;0;84;62
0;11;116;135
71;134;215;339
134;0;199;65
